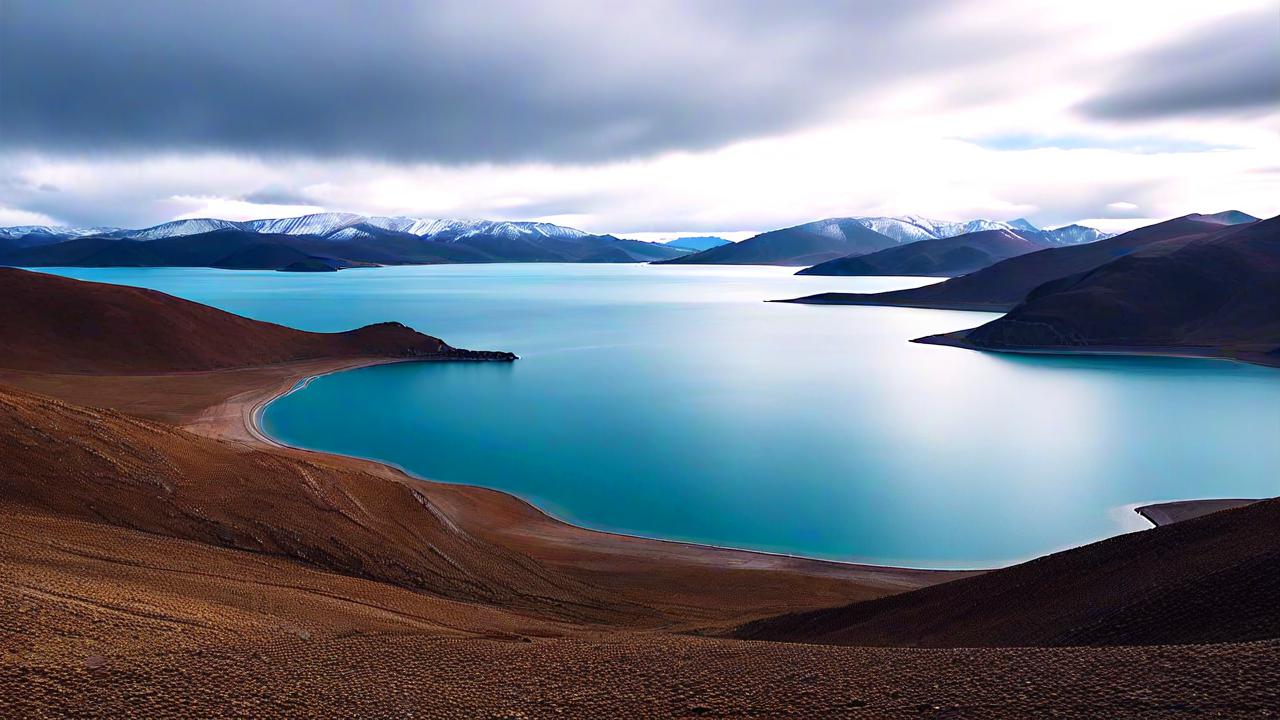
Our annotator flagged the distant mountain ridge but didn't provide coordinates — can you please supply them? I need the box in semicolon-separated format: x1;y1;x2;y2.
665;236;731;251
798;223;1119;278
798;228;1045;277
780;212;1260;310
0;212;1117;270
846;215;1111;246
657;215;1112;266
114;213;597;244
657;218;899;266
0;212;692;269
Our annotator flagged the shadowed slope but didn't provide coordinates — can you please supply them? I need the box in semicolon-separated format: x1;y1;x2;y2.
779;214;1255;310
0;267;513;373
0;384;642;624
921;215;1280;366
736;498;1280;647
797;229;1043;277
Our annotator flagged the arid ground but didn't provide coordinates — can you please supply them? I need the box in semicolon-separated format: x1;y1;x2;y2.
2;268;1276;718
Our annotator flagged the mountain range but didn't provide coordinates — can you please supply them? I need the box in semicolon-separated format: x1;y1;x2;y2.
776;210;1277;367
657;216;1111;267
797;228;1047;277
0;213;693;270
782;211;1259;310
1;212;1115;271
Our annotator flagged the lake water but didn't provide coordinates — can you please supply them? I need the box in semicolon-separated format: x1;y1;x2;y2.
46;264;1280;567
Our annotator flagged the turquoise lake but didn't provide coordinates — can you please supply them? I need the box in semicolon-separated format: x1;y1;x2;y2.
46;264;1280;567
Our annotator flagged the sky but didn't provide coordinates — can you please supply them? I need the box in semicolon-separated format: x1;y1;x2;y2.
1;0;1277;239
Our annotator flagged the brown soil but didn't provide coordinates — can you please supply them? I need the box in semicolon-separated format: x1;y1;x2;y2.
2;268;1276;717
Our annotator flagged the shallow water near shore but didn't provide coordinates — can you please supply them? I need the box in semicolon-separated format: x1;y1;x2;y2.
45;264;1280;567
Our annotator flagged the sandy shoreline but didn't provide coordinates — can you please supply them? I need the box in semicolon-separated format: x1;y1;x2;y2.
2;354;1253;589
236;358;1263;574
0;354;966;629
226;357;961;579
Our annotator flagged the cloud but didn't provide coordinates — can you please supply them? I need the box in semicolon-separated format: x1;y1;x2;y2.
1;2;1276;232
967;134;1233;154
0;0;975;163
0;205;59;226
240;186;318;207
4;123;1276;234
1080;9;1280;120
168;196;326;223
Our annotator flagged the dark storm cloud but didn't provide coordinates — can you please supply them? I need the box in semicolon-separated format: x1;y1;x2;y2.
1080;9;1280;121
241;186;317;206
0;0;985;163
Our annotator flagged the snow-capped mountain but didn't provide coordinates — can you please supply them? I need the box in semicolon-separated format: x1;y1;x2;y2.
361;218;590;242
117;212;594;244
800;215;1110;246
123;218;248;240
1036;224;1112;245
248;212;367;236
0;212;691;269
851;216;1036;243
793;217;881;240
0;225;123;241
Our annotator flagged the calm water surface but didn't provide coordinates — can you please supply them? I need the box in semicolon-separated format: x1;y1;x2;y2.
48;264;1280;567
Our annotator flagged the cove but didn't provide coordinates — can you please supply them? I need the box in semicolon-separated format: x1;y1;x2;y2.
48;264;1280;567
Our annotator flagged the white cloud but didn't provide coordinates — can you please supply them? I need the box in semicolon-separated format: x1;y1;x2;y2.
0;205;60;226
168;196;326;223
3;118;1277;235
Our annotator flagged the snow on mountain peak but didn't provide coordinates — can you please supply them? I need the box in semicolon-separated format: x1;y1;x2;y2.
850;215;1023;242
102;213;596;243
124;218;247;240
0;225;122;240
248;212;366;236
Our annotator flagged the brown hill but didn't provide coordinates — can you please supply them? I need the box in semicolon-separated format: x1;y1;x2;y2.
0;267;513;373
922;215;1280;366
0;384;633;624
735;498;1280;647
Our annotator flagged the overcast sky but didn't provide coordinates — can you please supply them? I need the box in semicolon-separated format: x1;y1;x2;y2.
1;0;1276;237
